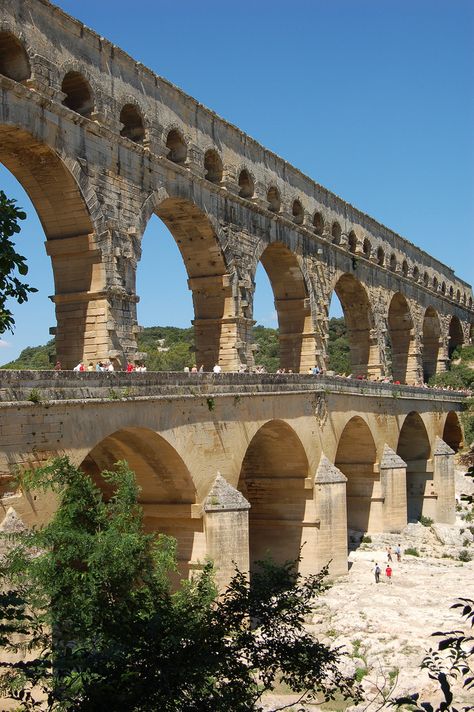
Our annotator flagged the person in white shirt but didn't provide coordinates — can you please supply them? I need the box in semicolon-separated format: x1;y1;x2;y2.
213;363;221;374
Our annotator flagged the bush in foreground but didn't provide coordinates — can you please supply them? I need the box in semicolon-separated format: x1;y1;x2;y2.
0;458;360;711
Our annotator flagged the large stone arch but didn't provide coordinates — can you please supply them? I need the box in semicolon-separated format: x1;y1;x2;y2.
388;292;417;384
253;241;316;372
397;412;432;522
442;411;463;453
79;426;204;580
138;187;244;371
335;416;379;533
422;306;441;382
331;273;380;377
238;419;312;572
0;122;106;368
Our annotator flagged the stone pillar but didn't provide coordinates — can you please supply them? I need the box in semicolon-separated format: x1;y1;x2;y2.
433;437;456;524
314;455;348;576
46;234;110;369
204;474;250;591
380;445;407;532
274;296;316;373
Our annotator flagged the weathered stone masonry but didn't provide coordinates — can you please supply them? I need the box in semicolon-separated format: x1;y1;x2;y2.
0;372;465;584
0;0;472;376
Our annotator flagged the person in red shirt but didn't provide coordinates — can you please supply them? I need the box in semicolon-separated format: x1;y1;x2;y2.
385;565;393;584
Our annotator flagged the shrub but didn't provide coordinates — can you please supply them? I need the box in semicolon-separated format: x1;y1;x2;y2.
404;547;420;557
459;549;472;562
418;515;433;527
361;535;372;543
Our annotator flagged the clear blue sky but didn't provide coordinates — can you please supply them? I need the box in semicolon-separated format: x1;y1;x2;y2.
1;0;473;362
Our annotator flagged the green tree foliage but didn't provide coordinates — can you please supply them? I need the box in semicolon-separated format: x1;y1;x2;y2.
0;190;37;334
328;317;351;374
0;458;360;711
393;598;474;712
2;320;349;372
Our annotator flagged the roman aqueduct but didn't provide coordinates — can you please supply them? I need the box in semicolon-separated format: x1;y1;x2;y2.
0;0;473;585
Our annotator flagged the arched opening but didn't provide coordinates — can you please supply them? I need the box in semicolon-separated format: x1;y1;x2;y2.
238;169;254;199
413;266;420;282
61;71;94;117
387;293;415;383
423;272;429;287
0;125;101;368
441;282;446;295
448;316;463;358
422;306;441;382
0;32;30;82
389;254;397;272
397;412;432;522
348;230;357;253
119;104;145;143
204;149;223;184
377;246;385;266
267;186;281;213
166;129;187;164
332;274;378;377
331;221;342;245
313;211;324;235
402;260;409;277
80;428;202;580
443;412;463;453
292;199;304;225
238;420;311;573
433;276;439;291
146;197;236;371
449;286;454;299
335;417;378;533
257;242;314;372
456;289;461;303
362;238;371;258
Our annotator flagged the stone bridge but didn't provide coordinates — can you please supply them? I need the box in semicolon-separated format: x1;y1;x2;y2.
0;371;465;586
1;0;473;378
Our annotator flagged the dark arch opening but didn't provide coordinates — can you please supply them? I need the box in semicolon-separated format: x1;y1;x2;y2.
292;199;304;225
424;272;429;286
0;124;100;368
80;427;201;581
0;31;30;82
61;71;94;117
348;231;357;253
388;293;415;383
332;273;377;377
443;412;463;453
413;266;420;281
377;246;385;266
402;260;409;277
335;416;378;533
204;149;223;184
363;238;371;258
257;242;314;373
120;104;145;143
166;129;187;164
389;254;397;272
448;316;463;358
267;186;281;213
397;412;431;522
238;169;254;199
313;211;324;235
331;221;342;245
238;420;311;573
422;306;440;382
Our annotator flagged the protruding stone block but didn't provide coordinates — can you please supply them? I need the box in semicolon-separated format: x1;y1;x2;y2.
204;474;250;590
314;455;348;575
433;436;455;524
380;444;407;532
